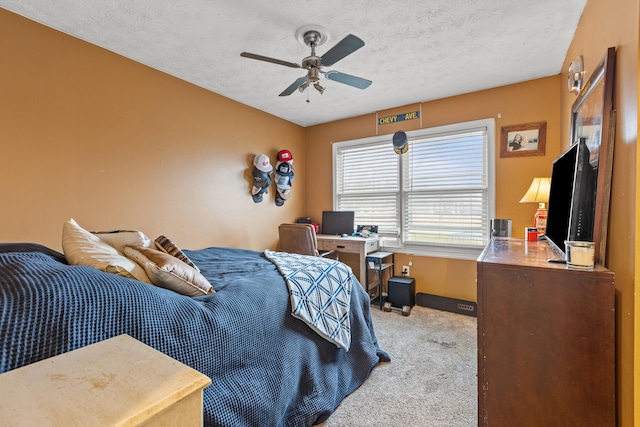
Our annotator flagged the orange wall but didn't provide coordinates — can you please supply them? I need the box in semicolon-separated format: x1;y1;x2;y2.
561;0;638;425
0;9;307;252
305;77;562;302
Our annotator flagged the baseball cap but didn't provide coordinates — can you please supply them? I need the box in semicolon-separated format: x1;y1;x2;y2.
274;164;292;189
277;150;293;162
275;161;294;176
393;131;408;154
253;154;272;172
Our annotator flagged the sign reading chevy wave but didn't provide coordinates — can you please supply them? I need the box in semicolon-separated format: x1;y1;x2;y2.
378;111;420;125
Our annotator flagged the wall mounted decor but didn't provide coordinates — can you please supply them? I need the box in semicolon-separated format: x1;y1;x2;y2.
274;150;294;206
392;131;408;154
570;47;616;264
251;154;272;203
499;121;547;158
567;56;584;94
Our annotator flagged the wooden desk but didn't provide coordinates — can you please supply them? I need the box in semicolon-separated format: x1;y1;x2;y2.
0;334;211;426
316;234;379;285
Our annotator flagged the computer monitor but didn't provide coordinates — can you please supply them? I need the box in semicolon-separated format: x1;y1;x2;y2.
321;211;355;235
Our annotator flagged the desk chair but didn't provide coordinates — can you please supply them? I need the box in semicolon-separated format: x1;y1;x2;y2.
278;223;337;259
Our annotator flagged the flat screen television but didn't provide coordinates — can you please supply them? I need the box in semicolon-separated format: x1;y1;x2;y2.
544;138;597;258
321;211;355;236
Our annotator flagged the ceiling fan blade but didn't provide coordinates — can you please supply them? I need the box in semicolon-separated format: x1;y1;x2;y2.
320;34;365;66
324;71;372;89
279;76;309;96
240;52;302;69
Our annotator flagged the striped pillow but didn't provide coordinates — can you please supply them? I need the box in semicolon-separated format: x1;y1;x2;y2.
123;246;213;296
154;235;200;272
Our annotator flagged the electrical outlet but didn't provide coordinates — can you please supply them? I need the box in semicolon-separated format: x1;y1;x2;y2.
402;265;410;276
458;303;475;312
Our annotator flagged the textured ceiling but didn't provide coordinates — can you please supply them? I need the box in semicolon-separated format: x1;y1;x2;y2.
1;0;586;127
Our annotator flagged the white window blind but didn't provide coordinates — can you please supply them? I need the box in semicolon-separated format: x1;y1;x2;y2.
333;118;495;260
335;141;400;242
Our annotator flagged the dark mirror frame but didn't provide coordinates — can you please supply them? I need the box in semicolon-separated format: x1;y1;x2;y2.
570;47;616;265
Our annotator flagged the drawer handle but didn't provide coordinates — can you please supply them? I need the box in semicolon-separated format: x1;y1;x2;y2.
337;245;346;249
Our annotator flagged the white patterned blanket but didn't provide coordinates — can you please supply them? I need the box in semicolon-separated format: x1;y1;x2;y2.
264;250;353;350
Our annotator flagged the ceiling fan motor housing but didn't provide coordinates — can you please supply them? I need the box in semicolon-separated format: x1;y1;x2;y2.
303;30;323;47
308;68;320;82
302;56;321;70
295;25;330;47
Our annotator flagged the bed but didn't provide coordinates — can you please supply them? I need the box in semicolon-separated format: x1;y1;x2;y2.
0;241;389;426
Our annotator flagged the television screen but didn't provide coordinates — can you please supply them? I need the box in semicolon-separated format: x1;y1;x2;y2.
321;211;355;236
544;138;596;258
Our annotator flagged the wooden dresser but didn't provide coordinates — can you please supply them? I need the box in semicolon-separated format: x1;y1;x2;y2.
477;237;615;426
0;334;211;426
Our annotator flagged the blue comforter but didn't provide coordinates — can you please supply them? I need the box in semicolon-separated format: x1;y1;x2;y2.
0;244;388;426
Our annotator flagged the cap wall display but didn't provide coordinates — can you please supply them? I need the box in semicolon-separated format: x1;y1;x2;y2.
251;153;273;203
274;150;294;206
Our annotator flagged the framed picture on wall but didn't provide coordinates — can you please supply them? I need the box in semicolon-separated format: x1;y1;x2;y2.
569;47;616;264
499;121;547;158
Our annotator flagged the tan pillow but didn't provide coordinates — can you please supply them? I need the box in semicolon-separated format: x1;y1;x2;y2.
62;218;151;283
93;229;153;253
123;246;213;297
154;235;200;271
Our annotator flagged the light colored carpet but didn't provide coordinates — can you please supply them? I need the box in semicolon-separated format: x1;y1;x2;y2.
319;305;477;427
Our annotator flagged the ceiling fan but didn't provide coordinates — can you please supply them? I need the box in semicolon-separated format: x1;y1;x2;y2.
240;26;372;97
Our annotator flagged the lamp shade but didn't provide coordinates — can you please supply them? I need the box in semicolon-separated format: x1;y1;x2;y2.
520;177;551;206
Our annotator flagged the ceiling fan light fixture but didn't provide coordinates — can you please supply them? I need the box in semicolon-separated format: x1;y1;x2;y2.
298;81;310;93
314;83;325;94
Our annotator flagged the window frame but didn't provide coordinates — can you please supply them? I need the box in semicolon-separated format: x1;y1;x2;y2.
332;118;496;260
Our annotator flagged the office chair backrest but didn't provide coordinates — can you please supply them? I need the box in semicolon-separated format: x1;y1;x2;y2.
278;223;320;256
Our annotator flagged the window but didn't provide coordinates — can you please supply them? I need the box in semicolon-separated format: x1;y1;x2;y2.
333;118;495;260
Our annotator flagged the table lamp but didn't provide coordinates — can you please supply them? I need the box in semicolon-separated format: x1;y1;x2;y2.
520;177;551;235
